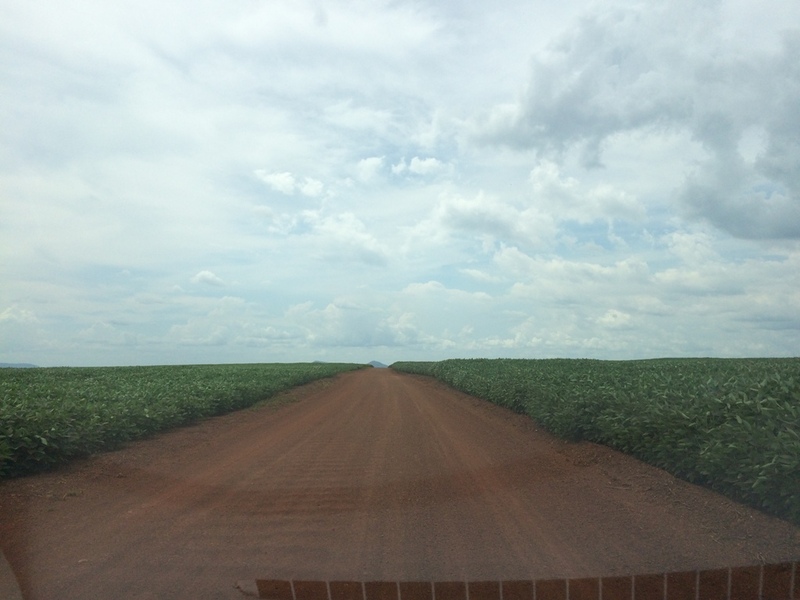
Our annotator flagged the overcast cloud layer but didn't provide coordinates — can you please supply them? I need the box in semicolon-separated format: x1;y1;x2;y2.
1;0;799;366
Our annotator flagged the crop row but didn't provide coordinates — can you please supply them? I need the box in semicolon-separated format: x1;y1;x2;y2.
392;358;800;525
0;362;365;478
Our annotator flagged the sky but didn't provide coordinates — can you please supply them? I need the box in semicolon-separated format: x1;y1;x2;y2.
1;0;799;367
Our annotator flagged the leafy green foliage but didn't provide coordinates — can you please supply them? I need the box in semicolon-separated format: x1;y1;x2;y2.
0;363;364;478
392;358;800;525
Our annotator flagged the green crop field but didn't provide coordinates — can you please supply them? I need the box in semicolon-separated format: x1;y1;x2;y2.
0;362;365;478
392;358;800;525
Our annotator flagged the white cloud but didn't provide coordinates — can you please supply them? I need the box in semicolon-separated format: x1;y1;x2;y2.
255;171;325;197
191;271;225;287
283;300;434;350
529;160;643;222
356;157;385;183
409;156;445;175
0;305;51;361
251;206;391;268
433;192;556;249
298;177;324;197
392;156;451;177
304;211;390;266
391;159;407;175
597;309;632;329
662;231;718;265
166;296;294;349
255;171;296;195
0;305;38;324
497;248;650;295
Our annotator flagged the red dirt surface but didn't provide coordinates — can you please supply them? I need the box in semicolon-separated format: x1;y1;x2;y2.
1;369;799;599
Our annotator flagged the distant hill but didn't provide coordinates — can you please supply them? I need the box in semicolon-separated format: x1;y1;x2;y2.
368;361;388;368
0;362;38;368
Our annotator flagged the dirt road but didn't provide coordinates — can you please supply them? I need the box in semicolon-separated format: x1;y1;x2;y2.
1;369;799;599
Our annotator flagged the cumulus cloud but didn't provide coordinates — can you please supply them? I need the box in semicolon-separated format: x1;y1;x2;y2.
255;170;324;197
167;296;278;348
409;156;445;175
0;305;49;360
413;163;642;257
477;3;800;239
432;192;555;249
678;155;800;239
303;211;390;266
662;231;718;265
392;156;450;176
284;300;432;349
489;240;800;355
191;270;225;286
356;156;385;182
497;247;649;294
255;171;296;194
0;305;38;323
596;309;633;329
530;160;643;222
253;206;389;266
391;160;407;175
297;177;324;197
